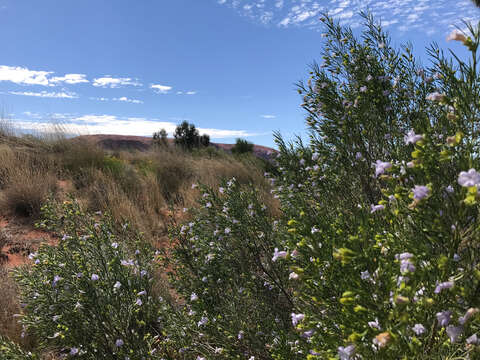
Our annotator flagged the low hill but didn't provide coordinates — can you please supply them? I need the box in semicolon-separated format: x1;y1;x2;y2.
78;134;278;160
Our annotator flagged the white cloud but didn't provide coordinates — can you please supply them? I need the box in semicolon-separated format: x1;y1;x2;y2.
113;96;144;104
261;114;276;119
177;90;197;95
90;97;109;101
217;0;480;36
151;84;172;94
93;76;141;88
0;65;52;86
13;114;261;139
50;74;89;85
0;65;90;86
9;90;78;99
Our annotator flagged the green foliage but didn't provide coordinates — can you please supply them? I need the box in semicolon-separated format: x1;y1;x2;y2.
152;128;169;147
231;138;254;155
269;13;480;359
174;121;210;150
0;336;38;359
165;180;298;359
13;199;170;359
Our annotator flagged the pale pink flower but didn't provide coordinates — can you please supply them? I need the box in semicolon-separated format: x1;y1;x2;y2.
447;29;467;43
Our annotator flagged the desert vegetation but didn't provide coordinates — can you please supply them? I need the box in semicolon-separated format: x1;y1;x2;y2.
2;12;480;360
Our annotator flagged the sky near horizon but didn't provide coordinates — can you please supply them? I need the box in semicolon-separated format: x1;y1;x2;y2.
0;0;479;148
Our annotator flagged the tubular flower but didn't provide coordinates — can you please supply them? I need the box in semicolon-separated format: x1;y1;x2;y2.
458;169;480;187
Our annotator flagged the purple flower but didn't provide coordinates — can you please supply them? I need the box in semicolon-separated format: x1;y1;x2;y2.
426;92;446;102
400;259;416;274
70;347;79;355
272;248;287;262
458;169;480;187
368;319;381;330
467;334;479;345
434;281;454;294
291;313;305;326
52;275;62;287
445;185;454;193
302;329;315;338
370;204;385;213
412;323;426;335
446;325;463;343
404;130;423;145
198;316;208;327
436;310;452;327
111;242;119;249
135;298;143;306
361;270;372;281
91;274;99;281
459;308;479;325
366;75;373;81
113;281;121;290
360;86;367;92
338;345;355;360
374;160;392;177
412;185;430;201
395;253;413;260
115;339;124;347
190;293;198;301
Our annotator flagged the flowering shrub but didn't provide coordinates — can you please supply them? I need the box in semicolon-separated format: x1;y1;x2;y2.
165;180;299;359
269;14;480;360
12;199;170;359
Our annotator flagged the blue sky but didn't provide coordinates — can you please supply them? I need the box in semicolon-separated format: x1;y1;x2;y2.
0;0;478;147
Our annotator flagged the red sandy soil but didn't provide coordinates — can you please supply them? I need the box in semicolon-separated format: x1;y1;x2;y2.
0;180;70;268
0;216;57;268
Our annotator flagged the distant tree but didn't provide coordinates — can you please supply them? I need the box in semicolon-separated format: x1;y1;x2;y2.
173;121;209;150
473;0;480;7
200;134;210;147
152;128;168;147
231;138;254;154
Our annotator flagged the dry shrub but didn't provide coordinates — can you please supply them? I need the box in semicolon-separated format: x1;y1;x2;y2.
83;170;168;244
0;149;57;219
1;169;57;219
0;267;22;343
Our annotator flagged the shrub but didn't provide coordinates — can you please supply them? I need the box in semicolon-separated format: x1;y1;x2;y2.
13;199;171;359
165;180;298;359
231;138;254;154
266;14;480;359
0;165;57;219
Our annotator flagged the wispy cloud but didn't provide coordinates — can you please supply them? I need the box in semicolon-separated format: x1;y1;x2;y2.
261;114;276;119
0;65;89;86
13;113;262;139
93;76;141;88
216;0;480;35
151;84;172;94
50;74;89;85
176;90;197;95
9;90;78;99
113;96;144;104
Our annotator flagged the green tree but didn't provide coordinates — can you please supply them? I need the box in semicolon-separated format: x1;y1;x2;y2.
174;121;209;149
152;128;168;147
231;138;254;154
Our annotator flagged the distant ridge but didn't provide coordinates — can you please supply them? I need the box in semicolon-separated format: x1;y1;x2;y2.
78;134;278;160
